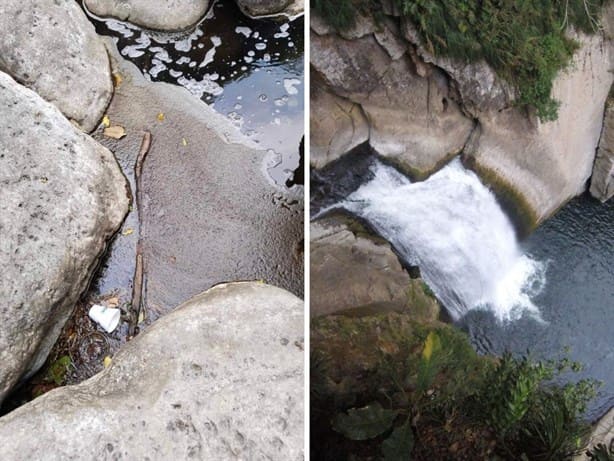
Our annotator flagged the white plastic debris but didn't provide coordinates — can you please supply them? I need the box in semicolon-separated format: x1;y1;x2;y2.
88;304;120;333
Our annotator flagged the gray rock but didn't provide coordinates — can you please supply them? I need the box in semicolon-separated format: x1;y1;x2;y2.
590;94;614;202
311;12;333;35
0;71;129;404
0;282;304;460
465;30;613;229
401;18;513;115
310;216;439;319
374;18;407;60
235;0;292;17
84;0;210;31
0;0;112;132
96;37;303;313
311;32;474;178
310;81;369;169
575;408;614;460
337;11;376;40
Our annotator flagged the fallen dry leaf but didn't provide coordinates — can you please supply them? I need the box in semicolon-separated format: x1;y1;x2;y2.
102;115;110;128
103;356;112;368
112;72;123;88
104;125;126;139
122;228;134;236
157;112;165;122
106;296;119;308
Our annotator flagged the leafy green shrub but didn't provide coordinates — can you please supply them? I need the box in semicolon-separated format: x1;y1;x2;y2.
313;0;608;121
472;353;598;460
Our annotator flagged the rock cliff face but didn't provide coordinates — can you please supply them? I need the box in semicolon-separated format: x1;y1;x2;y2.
311;5;614;229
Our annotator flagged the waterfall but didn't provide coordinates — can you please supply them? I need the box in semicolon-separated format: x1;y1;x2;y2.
336;158;547;322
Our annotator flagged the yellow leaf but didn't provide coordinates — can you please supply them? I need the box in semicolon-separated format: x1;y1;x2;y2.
103;356;112;368
157;112;165;122
181;138;187;146
102;115;110;127
122;228;134;236
422;331;440;362
104;125;126;139
112;72;123;88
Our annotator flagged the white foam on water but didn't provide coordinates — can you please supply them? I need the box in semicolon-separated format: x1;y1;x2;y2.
283;78;301;95
340;159;546;322
235;26;252;38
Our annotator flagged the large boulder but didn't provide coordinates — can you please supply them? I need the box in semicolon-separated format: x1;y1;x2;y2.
311;31;474;178
464;30;613;229
310;216;439;319
84;0;210;31
0;71;129;404
590;93;614;202
0;282;304;460
0;0;112;132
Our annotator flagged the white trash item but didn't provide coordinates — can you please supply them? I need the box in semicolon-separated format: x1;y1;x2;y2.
88;304;121;333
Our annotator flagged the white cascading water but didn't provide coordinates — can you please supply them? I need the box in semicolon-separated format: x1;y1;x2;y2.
335;158;547;322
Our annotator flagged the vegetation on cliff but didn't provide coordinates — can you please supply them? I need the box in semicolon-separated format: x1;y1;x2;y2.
313;0;608;121
312;312;600;460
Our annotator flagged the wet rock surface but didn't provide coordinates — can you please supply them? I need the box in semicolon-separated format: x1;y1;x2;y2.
590;92;614;202
0;71;129;404
84;0;211;31
236;0;291;17
0;282;304;461
0;0;112;132
94;37;303;319
310;215;439;319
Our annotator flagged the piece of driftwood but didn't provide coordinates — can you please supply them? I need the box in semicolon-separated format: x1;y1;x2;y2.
129;131;151;336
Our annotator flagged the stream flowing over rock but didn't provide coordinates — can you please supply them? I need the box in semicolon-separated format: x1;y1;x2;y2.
84;0;211;31
0;0;113;132
590;93;614;202
0;282;304;461
311;6;614;225
95;37;303;314
0;71;129;404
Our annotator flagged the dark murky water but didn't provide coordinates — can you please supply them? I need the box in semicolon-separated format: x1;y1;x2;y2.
85;0;304;186
461;194;614;420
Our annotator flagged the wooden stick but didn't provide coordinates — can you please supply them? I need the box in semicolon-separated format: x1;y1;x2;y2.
129;131;151;336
